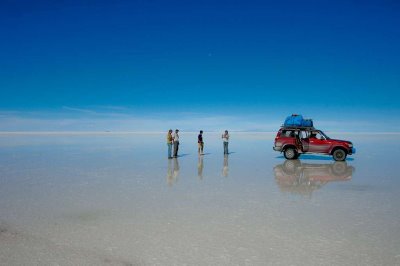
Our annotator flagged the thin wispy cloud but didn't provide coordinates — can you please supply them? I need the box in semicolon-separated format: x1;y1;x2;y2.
62;106;99;114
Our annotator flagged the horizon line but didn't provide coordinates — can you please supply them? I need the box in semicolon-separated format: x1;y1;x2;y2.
1;131;400;135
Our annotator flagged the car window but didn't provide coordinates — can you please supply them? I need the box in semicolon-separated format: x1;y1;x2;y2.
309;131;318;138
311;132;325;140
282;130;294;137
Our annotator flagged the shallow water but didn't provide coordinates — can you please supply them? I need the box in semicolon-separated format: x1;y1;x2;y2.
0;132;399;265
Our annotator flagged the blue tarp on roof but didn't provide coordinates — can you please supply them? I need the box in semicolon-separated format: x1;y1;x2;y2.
284;114;313;127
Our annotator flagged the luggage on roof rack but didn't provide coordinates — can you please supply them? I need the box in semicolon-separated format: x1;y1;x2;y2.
282;126;315;130
283;114;313;128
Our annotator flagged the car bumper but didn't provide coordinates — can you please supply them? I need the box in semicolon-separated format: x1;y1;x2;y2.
273;146;282;152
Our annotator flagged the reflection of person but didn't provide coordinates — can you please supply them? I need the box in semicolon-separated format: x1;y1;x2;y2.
198;130;204;154
173;157;180;180
222;154;229;177
173;129;180;157
197;155;204;179
166;129;173;159
166;157;179;186
222;130;229;154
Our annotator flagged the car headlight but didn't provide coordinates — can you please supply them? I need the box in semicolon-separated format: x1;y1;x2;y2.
348;143;353;148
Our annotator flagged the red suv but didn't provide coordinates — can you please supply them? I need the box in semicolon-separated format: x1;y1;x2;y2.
273;127;355;161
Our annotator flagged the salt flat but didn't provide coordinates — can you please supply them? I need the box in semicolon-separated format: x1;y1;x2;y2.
0;132;399;265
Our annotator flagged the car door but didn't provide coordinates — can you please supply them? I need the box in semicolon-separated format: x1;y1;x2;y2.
308;131;331;153
300;130;309;152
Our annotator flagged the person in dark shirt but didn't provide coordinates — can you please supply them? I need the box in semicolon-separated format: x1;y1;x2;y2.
198;130;204;154
173;129;180;157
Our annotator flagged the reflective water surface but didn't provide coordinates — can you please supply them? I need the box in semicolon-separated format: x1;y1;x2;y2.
0;133;399;265
274;160;354;196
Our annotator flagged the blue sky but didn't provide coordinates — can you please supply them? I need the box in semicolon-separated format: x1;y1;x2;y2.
1;0;399;131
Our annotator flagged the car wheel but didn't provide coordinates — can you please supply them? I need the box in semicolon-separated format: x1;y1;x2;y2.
284;148;297;160
333;149;347;161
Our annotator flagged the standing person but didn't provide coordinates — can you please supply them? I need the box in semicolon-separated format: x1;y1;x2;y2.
222;130;229;154
198;130;204;155
173;129;180;157
166;129;173;159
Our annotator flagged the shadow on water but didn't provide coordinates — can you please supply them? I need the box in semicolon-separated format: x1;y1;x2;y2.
273;160;355;197
176;153;190;157
276;155;354;161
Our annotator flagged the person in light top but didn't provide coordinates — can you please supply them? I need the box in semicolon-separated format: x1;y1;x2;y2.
173;129;180;157
222;130;229;154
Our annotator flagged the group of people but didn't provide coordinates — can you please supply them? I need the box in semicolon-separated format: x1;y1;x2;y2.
166;129;230;159
166;129;180;159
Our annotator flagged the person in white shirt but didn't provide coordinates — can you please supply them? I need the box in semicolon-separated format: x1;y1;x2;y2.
173;129;180;157
222;130;229;154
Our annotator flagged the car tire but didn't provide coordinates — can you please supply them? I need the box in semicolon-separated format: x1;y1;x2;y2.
333;149;347;161
284;148;297;160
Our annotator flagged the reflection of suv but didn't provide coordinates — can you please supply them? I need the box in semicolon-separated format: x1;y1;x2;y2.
273;127;355;161
274;160;354;196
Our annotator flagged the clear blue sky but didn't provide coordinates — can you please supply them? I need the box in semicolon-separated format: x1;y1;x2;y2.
1;0;399;131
